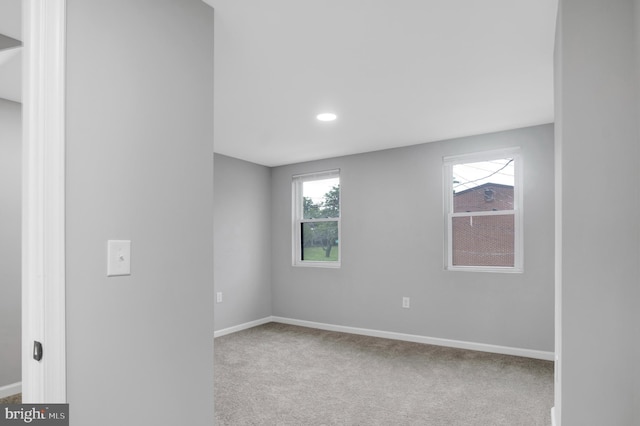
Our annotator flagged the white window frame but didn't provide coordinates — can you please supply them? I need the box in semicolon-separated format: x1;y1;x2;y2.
443;148;523;273
292;169;341;268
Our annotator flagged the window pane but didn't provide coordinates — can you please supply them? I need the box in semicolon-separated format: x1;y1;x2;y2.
453;159;514;213
301;221;339;262
452;214;514;267
303;178;339;219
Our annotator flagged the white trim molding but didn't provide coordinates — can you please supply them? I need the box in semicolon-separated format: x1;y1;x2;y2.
0;383;22;399
214;317;273;338
22;0;67;403
218;316;554;361
272;317;554;361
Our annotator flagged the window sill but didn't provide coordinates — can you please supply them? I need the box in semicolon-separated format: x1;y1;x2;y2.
445;266;523;274
294;261;341;269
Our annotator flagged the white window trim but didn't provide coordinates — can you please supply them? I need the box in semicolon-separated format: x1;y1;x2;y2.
443;148;523;273
292;169;341;268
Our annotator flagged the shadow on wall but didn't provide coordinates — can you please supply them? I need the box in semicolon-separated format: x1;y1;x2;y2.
0;98;22;394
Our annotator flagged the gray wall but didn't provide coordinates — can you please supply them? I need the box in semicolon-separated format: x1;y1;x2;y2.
271;124;555;352
0;98;21;387
65;1;214;424
214;154;272;331
636;3;640;422
556;0;640;424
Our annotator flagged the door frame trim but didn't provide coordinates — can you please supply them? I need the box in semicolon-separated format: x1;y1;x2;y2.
22;0;66;403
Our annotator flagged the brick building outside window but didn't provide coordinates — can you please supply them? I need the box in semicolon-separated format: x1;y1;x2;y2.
443;150;522;272
452;182;515;267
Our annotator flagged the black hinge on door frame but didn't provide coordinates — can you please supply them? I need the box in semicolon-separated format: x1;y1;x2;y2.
33;341;43;362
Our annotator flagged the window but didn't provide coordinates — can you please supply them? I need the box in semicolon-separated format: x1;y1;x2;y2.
443;149;522;272
292;170;340;267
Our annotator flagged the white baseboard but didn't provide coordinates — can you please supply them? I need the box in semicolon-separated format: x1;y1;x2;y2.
271;316;555;361
0;382;21;399
213;315;554;361
551;406;557;426
214;317;273;338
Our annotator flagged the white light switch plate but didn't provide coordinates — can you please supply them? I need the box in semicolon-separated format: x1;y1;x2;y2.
402;297;410;309
107;240;131;277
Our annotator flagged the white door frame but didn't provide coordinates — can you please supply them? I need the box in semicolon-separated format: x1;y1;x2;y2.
22;0;67;403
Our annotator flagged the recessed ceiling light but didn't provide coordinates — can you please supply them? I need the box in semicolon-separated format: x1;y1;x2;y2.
316;113;337;122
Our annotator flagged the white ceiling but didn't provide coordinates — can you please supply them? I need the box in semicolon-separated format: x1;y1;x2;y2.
0;0;22;104
207;0;558;167
0;2;557;162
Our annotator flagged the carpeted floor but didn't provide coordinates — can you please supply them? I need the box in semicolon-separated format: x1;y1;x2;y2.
215;322;553;425
0;393;21;404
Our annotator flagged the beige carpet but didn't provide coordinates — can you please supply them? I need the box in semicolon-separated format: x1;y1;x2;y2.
215;322;553;425
0;393;21;404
